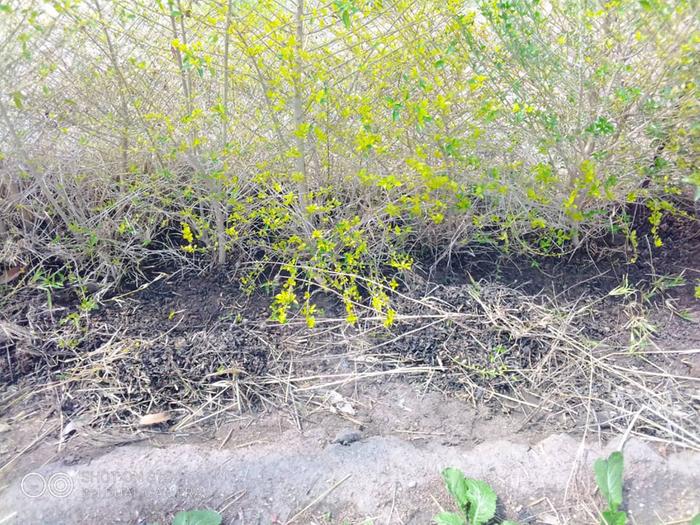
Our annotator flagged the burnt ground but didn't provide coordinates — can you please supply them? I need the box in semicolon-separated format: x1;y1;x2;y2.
0;211;699;524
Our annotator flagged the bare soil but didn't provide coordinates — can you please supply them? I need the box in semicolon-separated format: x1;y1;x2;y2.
1;217;699;524
1;382;699;525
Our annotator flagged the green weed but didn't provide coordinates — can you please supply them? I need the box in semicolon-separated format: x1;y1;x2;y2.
436;452;635;525
171;509;221;525
594;452;627;525
434;468;517;525
31;269;65;312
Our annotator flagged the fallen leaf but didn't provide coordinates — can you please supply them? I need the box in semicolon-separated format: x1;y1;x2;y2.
0;265;24;285
326;390;356;416
60;420;79;442
138;412;171;426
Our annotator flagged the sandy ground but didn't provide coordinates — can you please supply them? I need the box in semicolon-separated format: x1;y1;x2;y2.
0;382;698;525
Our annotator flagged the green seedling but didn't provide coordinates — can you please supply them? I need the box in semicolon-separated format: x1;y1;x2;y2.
644;272;687;302
434;468;518;525
594;451;627;525
650;273;686;295
172;510;222;525
31;269;65;311
608;275;635;298
146;509;221;525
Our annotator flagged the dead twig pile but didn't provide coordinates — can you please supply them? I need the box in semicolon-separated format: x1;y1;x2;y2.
1;273;698;452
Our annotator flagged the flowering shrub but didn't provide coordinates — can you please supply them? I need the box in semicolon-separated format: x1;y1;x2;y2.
0;0;697;320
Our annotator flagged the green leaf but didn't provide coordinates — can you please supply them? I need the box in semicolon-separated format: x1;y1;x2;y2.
172;510;222;525
594;451;624;512
691;514;700;525
602;510;627;525
10;91;23;109
433;512;465;525
585;116;615;136
464;478;497;525
441;468;470;508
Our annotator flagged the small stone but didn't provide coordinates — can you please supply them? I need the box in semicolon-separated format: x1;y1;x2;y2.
332;429;362;446
63;454;80;466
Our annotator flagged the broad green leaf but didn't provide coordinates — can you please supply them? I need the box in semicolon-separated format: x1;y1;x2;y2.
594;452;624;511
691;514;700;525
464;478;497;525
441;468;470;508
172;510;222;525
433;512;465;525
602;509;627;525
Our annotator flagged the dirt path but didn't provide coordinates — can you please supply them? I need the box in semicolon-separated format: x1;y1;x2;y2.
0;382;698;525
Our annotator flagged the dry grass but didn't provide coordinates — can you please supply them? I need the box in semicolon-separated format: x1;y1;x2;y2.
1;269;698;458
